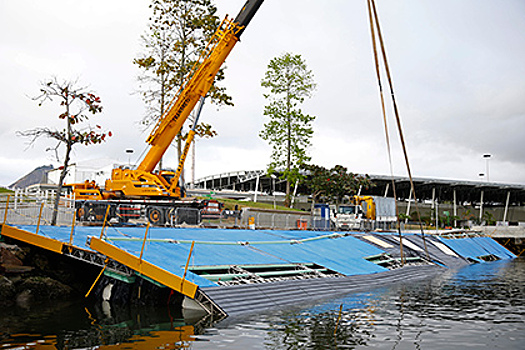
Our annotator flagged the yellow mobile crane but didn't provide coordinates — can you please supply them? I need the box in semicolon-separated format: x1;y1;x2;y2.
70;0;264;225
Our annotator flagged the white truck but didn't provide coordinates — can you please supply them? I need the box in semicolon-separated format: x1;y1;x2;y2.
331;196;397;231
330;204;364;231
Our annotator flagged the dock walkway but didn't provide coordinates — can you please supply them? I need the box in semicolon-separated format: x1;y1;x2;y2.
0;220;516;317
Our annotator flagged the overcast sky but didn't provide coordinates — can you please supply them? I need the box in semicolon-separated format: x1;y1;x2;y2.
1;0;525;187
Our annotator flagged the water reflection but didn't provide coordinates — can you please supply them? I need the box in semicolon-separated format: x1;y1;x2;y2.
1;259;524;349
0;300;212;350
227;259;525;350
264;302;376;349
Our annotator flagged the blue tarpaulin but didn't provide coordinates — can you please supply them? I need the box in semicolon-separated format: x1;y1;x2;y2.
437;236;516;262
11;225;515;289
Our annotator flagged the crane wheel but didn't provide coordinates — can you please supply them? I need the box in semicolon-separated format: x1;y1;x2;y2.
77;207;86;220
147;207;164;225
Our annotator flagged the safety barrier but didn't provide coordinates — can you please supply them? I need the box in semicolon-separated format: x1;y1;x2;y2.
1;190;75;227
199;207;313;230
240;208;313;230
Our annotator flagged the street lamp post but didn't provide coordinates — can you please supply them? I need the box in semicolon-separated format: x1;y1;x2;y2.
483;154;491;182
125;149;134;167
270;174;277;209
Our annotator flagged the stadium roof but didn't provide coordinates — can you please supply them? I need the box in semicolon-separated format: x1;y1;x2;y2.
192;171;525;205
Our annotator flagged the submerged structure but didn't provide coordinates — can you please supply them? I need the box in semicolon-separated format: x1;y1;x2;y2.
0;223;515;318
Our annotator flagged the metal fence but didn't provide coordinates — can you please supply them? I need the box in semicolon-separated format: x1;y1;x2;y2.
240;208;312;230
1;192;401;232
1;190;75;227
1;189;330;232
199;208;313;230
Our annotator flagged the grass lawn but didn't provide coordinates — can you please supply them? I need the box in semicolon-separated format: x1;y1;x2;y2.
0;187;13;194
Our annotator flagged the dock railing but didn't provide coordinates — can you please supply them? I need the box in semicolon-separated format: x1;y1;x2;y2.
1;189;75;227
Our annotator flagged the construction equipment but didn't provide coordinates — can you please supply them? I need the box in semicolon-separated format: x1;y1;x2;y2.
69;0;264;225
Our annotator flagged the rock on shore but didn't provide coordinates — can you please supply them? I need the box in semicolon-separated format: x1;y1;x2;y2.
0;242;74;308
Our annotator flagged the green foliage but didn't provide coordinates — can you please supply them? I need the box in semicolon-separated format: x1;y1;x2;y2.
301;164;373;204
398;213;411;221
483;211;496;225
0;187;14;194
260;53;316;205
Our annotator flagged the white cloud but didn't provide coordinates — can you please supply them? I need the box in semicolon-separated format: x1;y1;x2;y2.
1;0;525;187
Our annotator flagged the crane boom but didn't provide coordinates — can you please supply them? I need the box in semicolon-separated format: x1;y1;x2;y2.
137;0;264;173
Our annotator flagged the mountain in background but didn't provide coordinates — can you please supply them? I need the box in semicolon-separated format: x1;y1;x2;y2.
9;165;54;189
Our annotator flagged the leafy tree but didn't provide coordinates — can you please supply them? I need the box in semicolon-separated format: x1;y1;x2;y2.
18;78;110;225
482;211;496;226
134;0;231;169
301;164;373;205
260;52;316;207
399;213;411;222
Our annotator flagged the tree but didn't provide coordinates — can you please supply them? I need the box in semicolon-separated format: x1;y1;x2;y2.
134;0;231;170
260;52;316;207
18;78;110;226
301;164;373;206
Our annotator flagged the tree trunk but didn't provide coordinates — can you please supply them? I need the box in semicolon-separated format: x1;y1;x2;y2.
51;163;69;226
285;89;291;207
51;114;72;226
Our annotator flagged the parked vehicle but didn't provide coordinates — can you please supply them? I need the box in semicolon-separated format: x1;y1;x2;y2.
331;196;397;231
330;204;364;230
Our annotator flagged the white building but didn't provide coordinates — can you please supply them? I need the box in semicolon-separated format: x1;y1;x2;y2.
46;158;120;188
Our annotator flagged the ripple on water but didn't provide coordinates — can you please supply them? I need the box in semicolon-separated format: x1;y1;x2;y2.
1;259;524;349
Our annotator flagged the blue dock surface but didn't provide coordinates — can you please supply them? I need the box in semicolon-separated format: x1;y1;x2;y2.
1;224;516;315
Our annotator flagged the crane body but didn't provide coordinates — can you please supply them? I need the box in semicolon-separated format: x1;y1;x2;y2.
69;0;264;225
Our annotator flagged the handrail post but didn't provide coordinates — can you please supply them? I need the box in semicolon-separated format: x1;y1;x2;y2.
36;202;44;234
99;205;111;240
69;209;76;252
181;240;195;291
3;195;11;225
139;222;151;262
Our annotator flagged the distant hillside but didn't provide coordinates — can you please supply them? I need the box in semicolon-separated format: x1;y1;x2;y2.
0;187;14;194
9;165;54;189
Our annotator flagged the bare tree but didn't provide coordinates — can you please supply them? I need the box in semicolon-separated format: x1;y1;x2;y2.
18;77;111;225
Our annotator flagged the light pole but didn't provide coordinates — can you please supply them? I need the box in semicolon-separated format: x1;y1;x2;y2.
270;174;277;209
125;148;134;167
483;154;491;182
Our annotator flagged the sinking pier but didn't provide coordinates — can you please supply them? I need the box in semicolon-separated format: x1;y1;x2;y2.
0;223;516;317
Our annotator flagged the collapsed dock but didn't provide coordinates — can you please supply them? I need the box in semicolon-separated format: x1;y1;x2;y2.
0;221;516;317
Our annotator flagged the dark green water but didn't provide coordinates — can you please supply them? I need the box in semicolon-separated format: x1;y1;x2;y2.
1;259;524;349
